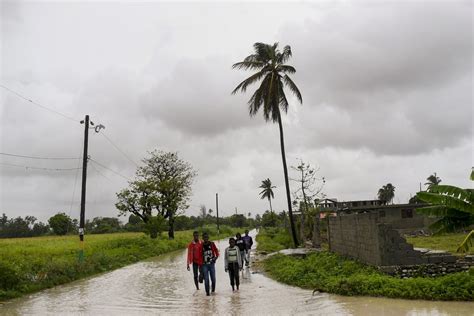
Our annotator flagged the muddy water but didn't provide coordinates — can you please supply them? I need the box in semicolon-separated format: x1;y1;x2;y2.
1;233;472;315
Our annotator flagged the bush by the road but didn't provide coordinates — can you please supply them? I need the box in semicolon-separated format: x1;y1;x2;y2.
0;226;239;300
258;229;474;301
256;227;293;253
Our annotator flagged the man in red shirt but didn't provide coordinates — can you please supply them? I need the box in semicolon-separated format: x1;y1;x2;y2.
187;231;203;290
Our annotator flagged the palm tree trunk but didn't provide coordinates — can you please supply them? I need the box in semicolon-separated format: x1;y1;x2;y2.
277;112;299;247
268;197;273;213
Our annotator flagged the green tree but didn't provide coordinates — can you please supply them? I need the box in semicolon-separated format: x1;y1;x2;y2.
232;42;302;247
378;183;396;204
291;160;325;245
48;213;75;236
86;217;122;234
116;150;196;239
261;210;279;228
144;215;166;239
259;178;276;213
416;171;474;241
425;172;442;190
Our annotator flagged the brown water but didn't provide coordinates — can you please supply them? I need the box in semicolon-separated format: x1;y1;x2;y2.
1;233;473;315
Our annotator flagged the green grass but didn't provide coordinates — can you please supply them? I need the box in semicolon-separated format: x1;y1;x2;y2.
256;227;293;253
406;233;474;255
258;229;474;301
0;226;238;300
264;252;473;301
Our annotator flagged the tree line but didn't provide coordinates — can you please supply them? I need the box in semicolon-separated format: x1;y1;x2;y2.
0;212;256;239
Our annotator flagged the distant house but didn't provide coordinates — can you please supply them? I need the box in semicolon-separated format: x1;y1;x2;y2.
317;198;385;212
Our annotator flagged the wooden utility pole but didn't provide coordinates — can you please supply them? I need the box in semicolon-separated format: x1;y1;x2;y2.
216;193;220;234
79;115;90;262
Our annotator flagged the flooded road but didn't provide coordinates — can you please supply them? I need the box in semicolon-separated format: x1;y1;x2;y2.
1;233;473;315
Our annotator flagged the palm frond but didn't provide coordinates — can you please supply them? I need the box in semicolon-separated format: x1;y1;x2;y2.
283;75;303;103
278;79;289;114
428;185;473;204
277;64;296;74
253;42;272;62
457;230;474;253
248;75;270;117
231;70;267;94
232;61;266;70
417;190;473;214
279;45;292;64
259;178;275;201
244;54;264;63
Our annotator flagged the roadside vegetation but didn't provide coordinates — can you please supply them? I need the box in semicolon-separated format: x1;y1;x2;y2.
256;227;293;253
257;228;473;301
0;225;238;300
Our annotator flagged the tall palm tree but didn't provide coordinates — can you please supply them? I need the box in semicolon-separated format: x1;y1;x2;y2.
232;42;302;247
259;178;276;213
425;172;442;190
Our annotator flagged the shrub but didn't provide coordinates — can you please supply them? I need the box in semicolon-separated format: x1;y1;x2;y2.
263;252;473;301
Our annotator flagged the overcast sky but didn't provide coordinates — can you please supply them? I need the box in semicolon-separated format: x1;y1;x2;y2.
1;0;472;223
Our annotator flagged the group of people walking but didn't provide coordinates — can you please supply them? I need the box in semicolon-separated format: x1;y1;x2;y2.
186;230;253;296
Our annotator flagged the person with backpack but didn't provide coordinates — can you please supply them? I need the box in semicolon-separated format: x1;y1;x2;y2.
201;232;219;296
224;237;242;291
187;231;203;290
242;229;253;266
235;232;246;268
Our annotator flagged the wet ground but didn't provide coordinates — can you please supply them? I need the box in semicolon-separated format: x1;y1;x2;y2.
1;233;473;315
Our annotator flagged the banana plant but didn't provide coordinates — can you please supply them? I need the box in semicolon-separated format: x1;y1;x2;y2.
416;169;474;252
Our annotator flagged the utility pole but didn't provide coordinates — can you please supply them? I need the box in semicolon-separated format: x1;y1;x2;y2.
235;207;237;215
79;115;89;262
216;193;219;235
78;115;104;262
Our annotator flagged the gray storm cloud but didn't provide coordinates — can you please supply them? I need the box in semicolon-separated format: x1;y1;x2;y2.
1;1;472;221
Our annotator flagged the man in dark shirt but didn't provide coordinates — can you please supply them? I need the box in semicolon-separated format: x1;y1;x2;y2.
242;229;253;266
201;232;219;296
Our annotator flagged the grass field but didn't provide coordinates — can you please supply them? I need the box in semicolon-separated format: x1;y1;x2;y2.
406;233;474;255
257;228;474;301
0;226;240;300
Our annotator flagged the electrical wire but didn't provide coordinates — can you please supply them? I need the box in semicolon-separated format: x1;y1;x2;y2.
0;152;80;160
89;160;111;181
0;162;82;171
67;153;83;234
99;132;139;167
0;84;78;122
89;158;131;181
1;84;78;122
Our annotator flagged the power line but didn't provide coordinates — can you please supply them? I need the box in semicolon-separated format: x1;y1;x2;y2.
99;132;139;167
89;158;131;181
89;161;111;181
67;153;83;234
0;152;80;160
0;83;78;122
0;162;82;171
